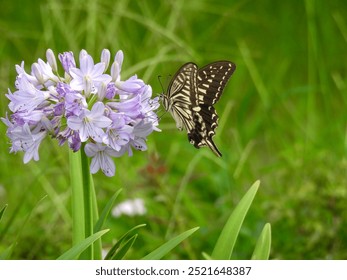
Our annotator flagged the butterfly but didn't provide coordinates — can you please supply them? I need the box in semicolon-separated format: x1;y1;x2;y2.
160;61;236;157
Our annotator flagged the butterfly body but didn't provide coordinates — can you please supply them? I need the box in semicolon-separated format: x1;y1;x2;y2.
160;61;236;157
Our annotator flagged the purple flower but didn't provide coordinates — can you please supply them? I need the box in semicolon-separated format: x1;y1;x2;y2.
105;82;116;99
70;51;112;97
107;94;142;118
58;51;76;73
6;77;49;113
85;142;122;177
12;110;44;126
64;91;87;117
106;113;133;151
15;62;36;88
127;121;154;156
2;49;160;177
32;59;59;88
67;102;112;143
57;127;81;152
115;75;145;94
4;121;47;163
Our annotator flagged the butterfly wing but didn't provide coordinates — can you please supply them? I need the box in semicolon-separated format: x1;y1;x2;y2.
162;61;235;157
197;61;236;105
163;62;198;132
188;61;236;156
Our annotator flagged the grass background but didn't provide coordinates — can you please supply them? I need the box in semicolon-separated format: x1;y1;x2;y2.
0;0;346;259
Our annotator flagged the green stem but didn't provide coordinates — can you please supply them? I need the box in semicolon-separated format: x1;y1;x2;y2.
90;173;102;259
70;146;101;259
80;145;93;259
69;150;85;247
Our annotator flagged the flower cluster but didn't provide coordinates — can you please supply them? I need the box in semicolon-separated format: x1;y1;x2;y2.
2;49;160;176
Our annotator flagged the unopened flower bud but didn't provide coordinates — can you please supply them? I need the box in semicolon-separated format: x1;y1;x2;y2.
32;63;44;84
46;49;58;72
101;49;110;72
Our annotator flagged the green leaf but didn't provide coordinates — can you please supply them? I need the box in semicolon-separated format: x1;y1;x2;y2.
0;243;15;260
251;223;271;260
0;205;8;223
211;180;260;260
110;234;138;260
104;224;146;260
94;189;122;232
202;252;212;260
142;227;199;260
57;229;109;260
0;197;46;255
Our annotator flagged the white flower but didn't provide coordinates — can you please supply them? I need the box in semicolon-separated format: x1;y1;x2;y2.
112;198;147;217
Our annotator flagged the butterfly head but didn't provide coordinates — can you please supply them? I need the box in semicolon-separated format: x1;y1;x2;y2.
158;74;172;113
159;93;170;112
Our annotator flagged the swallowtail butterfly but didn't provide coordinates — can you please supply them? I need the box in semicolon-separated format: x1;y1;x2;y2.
160;61;236;157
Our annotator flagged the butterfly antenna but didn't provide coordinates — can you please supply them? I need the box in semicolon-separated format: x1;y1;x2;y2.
158;74;172;94
165;74;171;89
157;109;167;120
158;75;165;94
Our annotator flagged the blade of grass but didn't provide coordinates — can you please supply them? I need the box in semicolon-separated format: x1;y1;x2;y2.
104;224;146;260
57;229;109;260
119;10;196;58
94;189;122;233
211;180;260;260
238;40;270;109
0;243;15;260
109;234;138;260
0;203;13;259
0;205;8;223
305;0;318;141
251;223;271;260
0;196;47;259
142;227;199;260
166;153;203;238
202;252;212;260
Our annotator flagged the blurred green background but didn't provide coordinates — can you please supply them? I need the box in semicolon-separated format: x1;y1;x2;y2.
0;0;346;259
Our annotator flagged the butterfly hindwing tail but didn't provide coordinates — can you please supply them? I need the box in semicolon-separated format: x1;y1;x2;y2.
188;105;222;157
